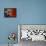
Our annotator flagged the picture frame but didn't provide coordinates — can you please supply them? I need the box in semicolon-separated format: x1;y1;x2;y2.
4;8;17;18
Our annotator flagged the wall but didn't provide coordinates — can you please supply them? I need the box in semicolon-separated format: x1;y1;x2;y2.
0;0;46;45
0;0;20;44
20;0;46;24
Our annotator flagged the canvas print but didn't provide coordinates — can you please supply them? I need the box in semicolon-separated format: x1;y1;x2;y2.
8;32;18;46
18;25;46;41
4;8;16;17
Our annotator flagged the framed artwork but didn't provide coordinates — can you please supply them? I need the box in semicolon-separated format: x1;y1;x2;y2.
4;8;17;17
18;24;46;41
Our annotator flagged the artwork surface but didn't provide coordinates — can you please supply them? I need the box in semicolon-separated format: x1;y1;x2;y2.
18;25;46;41
4;8;16;17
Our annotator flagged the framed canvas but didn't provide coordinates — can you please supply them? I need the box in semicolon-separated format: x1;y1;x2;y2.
18;24;46;41
4;8;17;17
